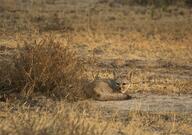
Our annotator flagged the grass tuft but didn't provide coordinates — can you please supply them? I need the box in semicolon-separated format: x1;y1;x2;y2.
0;36;86;101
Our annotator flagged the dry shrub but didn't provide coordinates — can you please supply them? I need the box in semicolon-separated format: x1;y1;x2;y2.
0;37;86;101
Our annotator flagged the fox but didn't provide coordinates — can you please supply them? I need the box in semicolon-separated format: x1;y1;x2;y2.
85;71;132;101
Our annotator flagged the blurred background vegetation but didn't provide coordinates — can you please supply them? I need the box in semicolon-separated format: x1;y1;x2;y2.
113;0;192;7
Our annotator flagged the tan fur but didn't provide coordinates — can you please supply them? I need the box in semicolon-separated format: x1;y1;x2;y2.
85;79;131;101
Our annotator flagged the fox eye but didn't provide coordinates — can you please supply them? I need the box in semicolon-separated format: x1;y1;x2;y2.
122;83;126;85
116;83;120;86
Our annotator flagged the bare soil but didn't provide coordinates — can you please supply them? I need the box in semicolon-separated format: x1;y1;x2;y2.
93;94;192;113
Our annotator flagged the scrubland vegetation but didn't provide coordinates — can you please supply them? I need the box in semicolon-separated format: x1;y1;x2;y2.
0;0;192;134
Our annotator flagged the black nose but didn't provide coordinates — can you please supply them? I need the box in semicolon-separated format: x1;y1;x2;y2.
115;83;121;90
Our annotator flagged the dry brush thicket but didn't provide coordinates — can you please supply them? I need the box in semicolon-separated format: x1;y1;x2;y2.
0;37;86;101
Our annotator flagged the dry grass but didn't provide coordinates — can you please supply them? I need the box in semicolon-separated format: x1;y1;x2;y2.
0;101;191;135
0;0;192;134
0;102;107;135
0;36;86;101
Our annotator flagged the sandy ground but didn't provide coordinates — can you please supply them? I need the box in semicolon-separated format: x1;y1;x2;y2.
93;94;192;113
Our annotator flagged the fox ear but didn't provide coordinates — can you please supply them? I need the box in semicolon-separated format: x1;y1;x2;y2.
113;69;121;80
112;66;121;80
128;70;134;83
113;70;117;79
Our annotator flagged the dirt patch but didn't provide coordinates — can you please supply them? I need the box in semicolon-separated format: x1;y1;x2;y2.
93;94;192;113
